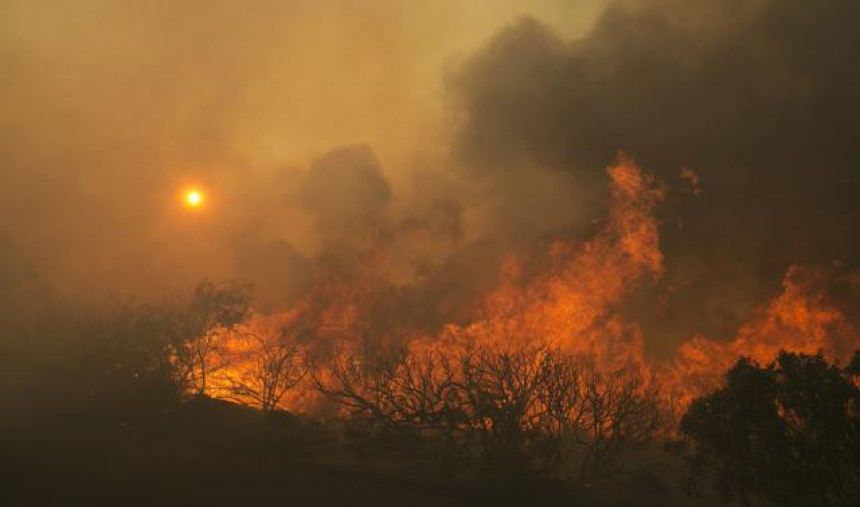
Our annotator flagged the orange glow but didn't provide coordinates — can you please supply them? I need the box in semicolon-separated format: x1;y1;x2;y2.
666;264;860;409
198;156;860;421
183;189;205;209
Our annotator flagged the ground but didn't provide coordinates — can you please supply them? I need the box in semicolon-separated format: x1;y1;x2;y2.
2;398;691;507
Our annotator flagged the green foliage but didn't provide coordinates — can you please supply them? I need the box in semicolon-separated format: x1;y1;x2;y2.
680;351;860;506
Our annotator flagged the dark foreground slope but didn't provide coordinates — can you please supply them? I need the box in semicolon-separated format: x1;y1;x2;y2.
2;398;459;507
2;397;687;507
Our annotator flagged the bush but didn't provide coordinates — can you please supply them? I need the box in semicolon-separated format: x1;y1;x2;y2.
680;351;860;507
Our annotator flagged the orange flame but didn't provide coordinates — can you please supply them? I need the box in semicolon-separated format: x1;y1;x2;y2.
205;156;860;422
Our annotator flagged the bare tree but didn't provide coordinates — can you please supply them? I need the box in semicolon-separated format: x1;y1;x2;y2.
222;324;308;412
314;344;459;430
575;361;661;479
533;351;589;473
314;338;662;481
452;343;557;475
164;280;250;396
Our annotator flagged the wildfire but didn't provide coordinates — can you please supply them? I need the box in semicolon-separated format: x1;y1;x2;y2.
668;264;860;406
202;156;860;419
417;156;664;381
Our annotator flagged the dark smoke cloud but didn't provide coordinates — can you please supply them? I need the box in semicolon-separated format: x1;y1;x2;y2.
449;0;860;353
2;0;857;360
234;239;314;312
300;144;393;239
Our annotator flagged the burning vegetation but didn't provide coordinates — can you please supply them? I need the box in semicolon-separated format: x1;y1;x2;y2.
201;158;860;420
6;157;857;506
3;0;860;505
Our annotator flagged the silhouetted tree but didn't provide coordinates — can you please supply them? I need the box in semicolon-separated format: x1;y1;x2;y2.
223;321;308;412
314;343;460;434
454;344;564;479
575;361;661;480
315;340;660;483
165;280;251;396
18;300;181;421
680;351;860;507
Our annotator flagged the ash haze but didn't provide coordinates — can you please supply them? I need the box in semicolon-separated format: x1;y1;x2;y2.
4;2;860;506
1;0;859;350
0;0;606;307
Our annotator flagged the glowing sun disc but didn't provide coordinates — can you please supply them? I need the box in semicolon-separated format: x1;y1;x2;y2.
184;189;204;208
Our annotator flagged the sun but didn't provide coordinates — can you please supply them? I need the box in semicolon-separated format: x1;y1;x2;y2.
183;189;205;209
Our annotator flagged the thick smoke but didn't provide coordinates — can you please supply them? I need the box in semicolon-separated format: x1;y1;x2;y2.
1;0;859;362
300;145;393;243
0;0;604;303
449;0;860;353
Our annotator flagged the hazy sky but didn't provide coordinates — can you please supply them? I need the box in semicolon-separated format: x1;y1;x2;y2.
2;0;859;356
0;0;607;300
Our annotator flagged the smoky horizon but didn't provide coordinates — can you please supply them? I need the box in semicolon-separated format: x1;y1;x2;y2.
3;2;860;506
3;1;859;366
